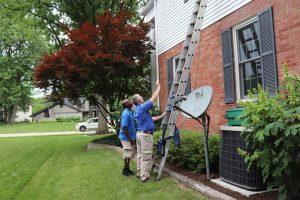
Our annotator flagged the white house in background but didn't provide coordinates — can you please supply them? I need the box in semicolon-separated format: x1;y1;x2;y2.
31;101;91;122
15;106;32;122
0;106;32;122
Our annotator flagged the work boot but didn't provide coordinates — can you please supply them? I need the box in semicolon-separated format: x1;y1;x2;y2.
122;168;130;176
127;169;134;176
122;168;133;176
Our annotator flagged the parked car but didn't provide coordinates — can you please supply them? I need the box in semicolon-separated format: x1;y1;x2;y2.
75;117;115;132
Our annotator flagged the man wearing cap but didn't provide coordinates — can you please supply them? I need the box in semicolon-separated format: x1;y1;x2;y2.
119;99;136;176
131;80;165;182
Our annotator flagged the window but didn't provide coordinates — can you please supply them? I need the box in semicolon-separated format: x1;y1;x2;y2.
222;7;277;103
173;55;180;80
88;118;98;123
233;18;262;99
167;55;191;96
44;109;50;118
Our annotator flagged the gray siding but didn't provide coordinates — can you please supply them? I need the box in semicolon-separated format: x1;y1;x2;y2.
33;105;83;122
55;113;82;118
53;105;78;114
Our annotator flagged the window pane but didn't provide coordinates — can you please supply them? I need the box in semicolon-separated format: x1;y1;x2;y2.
240;59;262;98
238;21;260;61
243;79;250;96
175;58;179;68
173;56;180;79
257;60;262;75
250;78;258;90
258;77;263;87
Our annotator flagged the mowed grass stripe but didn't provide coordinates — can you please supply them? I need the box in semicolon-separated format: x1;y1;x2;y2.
0;137;58;200
0;122;78;133
0;135;207;200
0;138;53;169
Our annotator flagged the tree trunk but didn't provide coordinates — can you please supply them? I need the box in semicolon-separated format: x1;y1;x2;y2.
6;105;17;123
96;96;108;134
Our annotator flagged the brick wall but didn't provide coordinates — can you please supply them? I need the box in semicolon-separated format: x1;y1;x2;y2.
158;0;300;133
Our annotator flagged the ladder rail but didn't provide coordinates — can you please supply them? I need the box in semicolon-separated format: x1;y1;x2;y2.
156;0;208;180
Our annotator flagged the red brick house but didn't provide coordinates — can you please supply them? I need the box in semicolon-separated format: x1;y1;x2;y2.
141;0;300;133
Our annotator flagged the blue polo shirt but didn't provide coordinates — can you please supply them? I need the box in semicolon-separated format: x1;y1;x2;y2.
134;100;155;133
119;108;136;141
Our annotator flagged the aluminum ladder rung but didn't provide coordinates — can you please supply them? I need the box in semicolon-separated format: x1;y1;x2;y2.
193;8;200;15
176;69;183;73
172;81;180;86
190;19;196;26
186;31;193;37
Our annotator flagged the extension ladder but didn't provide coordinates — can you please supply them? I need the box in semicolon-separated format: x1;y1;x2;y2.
156;0;208;180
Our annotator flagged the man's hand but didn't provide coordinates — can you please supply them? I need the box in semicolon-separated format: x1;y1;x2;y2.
156;80;160;87
151;80;161;103
152;111;167;122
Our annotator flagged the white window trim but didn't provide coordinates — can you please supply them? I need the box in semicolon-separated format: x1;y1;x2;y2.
172;54;181;79
232;17;258;101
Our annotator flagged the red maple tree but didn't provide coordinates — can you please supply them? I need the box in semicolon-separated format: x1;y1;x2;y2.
34;10;151;125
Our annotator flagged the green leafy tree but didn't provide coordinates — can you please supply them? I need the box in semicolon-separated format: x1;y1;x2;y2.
31;97;52;114
0;0;147;49
0;11;49;123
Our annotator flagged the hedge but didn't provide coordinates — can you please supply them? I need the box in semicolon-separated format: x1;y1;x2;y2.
92;129;220;173
55;116;81;122
153;129;220;173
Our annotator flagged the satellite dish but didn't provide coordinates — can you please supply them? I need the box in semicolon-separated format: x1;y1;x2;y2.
180;85;213;118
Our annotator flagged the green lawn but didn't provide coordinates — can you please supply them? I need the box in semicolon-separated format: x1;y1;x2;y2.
0;122;78;133
0;135;208;200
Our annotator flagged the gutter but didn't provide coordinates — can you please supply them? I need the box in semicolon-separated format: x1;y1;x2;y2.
140;0;154;16
154;0;160;107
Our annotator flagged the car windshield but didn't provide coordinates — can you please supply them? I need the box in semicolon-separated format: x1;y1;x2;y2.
87;118;98;123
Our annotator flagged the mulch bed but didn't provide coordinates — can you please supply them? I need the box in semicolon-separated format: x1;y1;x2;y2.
164;162;278;200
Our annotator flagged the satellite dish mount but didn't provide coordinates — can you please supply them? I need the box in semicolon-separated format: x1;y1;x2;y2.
168;86;212;180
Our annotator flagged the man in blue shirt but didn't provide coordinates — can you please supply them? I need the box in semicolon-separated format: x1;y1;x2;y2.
131;80;165;182
119;99;136;176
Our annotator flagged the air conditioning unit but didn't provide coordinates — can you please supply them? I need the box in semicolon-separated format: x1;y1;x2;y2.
219;125;265;190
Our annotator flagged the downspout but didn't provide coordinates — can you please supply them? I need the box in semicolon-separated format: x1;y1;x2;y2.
154;0;160;107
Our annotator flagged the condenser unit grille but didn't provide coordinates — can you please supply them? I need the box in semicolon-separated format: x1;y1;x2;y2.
220;129;265;190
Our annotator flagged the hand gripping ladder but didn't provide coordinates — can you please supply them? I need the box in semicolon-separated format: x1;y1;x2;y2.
156;0;208;180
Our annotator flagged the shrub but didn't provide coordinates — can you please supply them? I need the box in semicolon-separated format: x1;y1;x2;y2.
153;129;220;173
55;116;81;122
39;120;57;123
240;64;300;200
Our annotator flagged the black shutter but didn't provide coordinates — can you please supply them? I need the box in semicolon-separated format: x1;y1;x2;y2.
167;58;173;95
221;29;235;103
258;7;278;95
